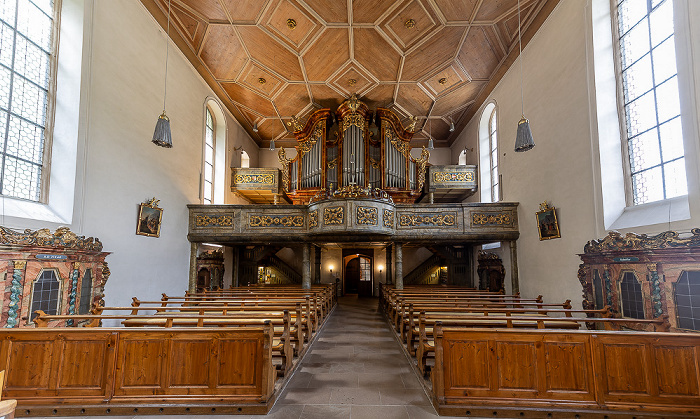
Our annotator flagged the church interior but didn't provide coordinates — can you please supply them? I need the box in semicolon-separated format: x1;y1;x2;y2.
0;0;699;417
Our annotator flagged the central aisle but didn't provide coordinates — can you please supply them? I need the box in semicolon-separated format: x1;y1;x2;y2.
261;296;450;419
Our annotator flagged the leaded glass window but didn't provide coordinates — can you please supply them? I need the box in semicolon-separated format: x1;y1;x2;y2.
488;108;499;202
675;271;700;331
593;269;604;310
78;269;92;315
0;0;57;201
615;0;686;205
359;257;371;282
620;271;645;319
203;107;214;204
30;269;60;321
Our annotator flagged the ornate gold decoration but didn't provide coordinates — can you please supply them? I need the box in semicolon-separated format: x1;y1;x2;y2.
386;127;412;159
308;210;318;228
297;123;323;156
234;174;275;184
433;171;474;183
471;212;514;226
310;184;394;204
144;197;160;208
13;260;26;270
324;206;344;225
348;78;357;86
405;19;416;28
383;209;394;228
369;158;380;169
438;77;447;85
327;156;339;169
399;213;456;227
348;93;360;113
342;113;365;131
539;201;552;211
0;226;103;251
405;116;418;133
258;77;266;85
415;146;430;192
278;147;292;192
287;115;305;132
356;206;378;225
195;215;233;227
249;215;304;228
584;228;700;254
286;18;296;29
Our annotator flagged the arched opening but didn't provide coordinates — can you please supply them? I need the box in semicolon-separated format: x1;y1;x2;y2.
241;150;250;168
620;271;645;319
30;269;61;322
458;149;467;165
343;253;372;297
204;98;227;204
478;102;497;202
675;271;700;330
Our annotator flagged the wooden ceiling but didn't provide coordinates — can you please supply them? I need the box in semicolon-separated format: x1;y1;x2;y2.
141;0;560;148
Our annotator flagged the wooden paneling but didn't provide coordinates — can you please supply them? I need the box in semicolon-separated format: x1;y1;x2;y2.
118;338;165;390
6;341;53;389
218;338;260;388
435;329;700;416
58;340;109;390
144;0;558;148
168;339;211;388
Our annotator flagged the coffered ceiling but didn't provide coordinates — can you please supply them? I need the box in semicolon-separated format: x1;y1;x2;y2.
140;0;560;148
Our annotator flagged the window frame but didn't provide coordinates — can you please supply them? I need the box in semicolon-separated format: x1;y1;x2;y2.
488;107;499;203
610;0;686;206
28;267;62;324
478;101;498;203
0;0;62;203
202;106;215;204
78;268;92;315
618;271;646;319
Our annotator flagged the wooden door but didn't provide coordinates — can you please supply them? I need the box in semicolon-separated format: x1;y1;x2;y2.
358;256;373;297
345;258;360;294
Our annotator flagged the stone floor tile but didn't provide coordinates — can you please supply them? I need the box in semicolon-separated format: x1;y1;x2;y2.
277;387;332;405
352;405;411;419
379;387;432;406
358;372;405;387
300;404;351;419
328;387;382;405
307;372;359;388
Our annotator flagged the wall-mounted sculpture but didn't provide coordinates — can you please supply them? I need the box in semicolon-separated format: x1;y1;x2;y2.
279;95;429;204
0;227;110;328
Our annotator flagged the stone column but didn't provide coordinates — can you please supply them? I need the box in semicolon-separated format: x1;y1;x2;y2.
232;246;240;288
302;243;311;289
188;242;198;292
509;240;519;294
395;242;403;290
386;244;393;285
314;245;321;284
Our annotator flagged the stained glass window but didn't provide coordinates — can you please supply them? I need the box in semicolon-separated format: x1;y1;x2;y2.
30;269;60;321
488;108;499;202
620;271;645;319
78;269;92;315
616;0;686;205
203;107;214;204
0;0;56;201
675;271;700;331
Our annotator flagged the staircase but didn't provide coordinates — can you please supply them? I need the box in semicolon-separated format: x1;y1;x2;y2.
404;254;442;285
266;255;302;284
404;245;473;286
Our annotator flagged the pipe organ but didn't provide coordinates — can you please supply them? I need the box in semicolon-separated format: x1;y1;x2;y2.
279;95;429;204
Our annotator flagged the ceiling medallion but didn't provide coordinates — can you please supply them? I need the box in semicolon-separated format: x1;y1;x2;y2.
286;18;297;30
258;77;267;85
404;19;416;29
348;79;357;86
438;77;447;85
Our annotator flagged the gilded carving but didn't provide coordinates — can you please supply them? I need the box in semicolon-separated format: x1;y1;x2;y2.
584;228;700;253
415;147;430;192
399;213;456;227
385;127;412;159
433;171;475;183
249;215;304;228
234;174;274;184
297;124;323;156
383;209;394;228
471;212;514;227
309;185;393;204
195;215;233;227
356;206;378;225
327;157;339;169
278;147;292;192
308;210;318;228
287;115;305;132
13;260;26;270
369;158;380;169
0;226;103;251
324;206;344;225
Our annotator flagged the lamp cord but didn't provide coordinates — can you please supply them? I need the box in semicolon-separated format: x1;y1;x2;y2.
163;0;171;113
518;0;524;117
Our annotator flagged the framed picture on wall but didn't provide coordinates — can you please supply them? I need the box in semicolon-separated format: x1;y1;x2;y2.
536;201;560;241
136;198;163;238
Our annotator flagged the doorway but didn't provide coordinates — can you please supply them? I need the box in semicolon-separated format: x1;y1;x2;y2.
343;253;373;297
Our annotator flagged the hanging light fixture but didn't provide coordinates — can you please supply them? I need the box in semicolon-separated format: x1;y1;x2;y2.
427;118;434;150
514;0;535;152
252;122;259;132
152;0;173;148
269;139;275;151
449;120;455;132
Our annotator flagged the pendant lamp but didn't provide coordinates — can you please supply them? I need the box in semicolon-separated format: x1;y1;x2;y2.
152;0;173;148
269;139;275;151
514;0;534;152
427;118;434;150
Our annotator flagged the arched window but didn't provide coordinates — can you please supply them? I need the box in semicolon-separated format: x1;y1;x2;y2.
0;1;59;201
30;269;60;321
478;103;498;203
614;0;686;205
79;269;92;315
241;150;250;168
620;272;645;319
458;149;467;165
203;107;215;204
675;271;700;331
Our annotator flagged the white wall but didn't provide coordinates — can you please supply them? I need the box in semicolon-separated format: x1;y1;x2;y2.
451;0;700;307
